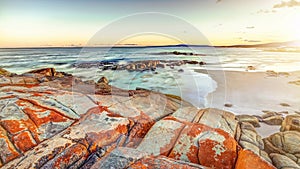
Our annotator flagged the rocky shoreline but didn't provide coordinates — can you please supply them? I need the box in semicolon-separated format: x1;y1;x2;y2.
0;67;299;168
72;59;206;72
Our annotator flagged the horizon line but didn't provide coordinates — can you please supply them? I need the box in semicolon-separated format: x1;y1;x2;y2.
0;40;299;49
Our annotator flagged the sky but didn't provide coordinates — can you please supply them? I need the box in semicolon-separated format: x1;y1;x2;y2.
0;0;300;47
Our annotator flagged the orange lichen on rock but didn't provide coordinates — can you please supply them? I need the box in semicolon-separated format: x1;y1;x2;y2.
0;126;21;164
125;112;155;148
86;123;130;152
61;108;132;153
129;155;207;169
235;149;276;169
19;100;70;127
168;123;238;169
1;120;28;134
42;143;88;169
136;118;186;157
12;130;37;153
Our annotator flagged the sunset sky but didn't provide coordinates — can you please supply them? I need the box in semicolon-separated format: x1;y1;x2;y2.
0;0;300;47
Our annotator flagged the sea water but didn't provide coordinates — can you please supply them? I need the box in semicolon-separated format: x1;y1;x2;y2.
1;47;300;108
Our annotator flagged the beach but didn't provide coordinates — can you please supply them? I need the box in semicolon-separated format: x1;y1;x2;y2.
196;69;300;137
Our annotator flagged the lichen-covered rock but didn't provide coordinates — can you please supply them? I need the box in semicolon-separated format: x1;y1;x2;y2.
195;108;238;137
92;146;209;169
235;150;276;169
128;156;208;169
169;122;238;169
0;125;21;164
4;107;132;169
171;106;200;122
0;68;278;169
90;147;147;169
137;117;186;156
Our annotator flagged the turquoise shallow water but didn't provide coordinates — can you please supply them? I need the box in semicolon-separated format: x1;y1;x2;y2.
0;47;299;107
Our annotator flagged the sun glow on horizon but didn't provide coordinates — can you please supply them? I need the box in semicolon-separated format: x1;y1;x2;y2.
1;0;300;48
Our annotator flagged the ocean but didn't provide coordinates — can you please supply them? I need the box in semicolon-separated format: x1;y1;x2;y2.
1;47;300;108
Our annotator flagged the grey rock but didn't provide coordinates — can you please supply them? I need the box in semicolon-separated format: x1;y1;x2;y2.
236;114;260;127
270;153;299;169
281;115;300;132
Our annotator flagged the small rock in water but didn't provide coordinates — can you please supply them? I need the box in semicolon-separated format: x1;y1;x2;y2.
199;61;206;66
224;103;233;107
185;60;198;64
156;63;165;68
246;66;256;71
279;103;290;107
289;80;300;86
178;69;184;72
85;80;95;85
97;76;109;84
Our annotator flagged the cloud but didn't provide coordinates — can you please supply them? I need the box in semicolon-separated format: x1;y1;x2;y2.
244;39;261;43
246;26;255;29
273;0;300;8
257;9;277;14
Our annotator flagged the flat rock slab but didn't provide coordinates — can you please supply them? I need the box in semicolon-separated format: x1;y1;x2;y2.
137;117;186;156
196;108;238;137
4;108;132;169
